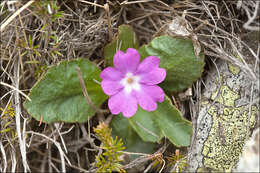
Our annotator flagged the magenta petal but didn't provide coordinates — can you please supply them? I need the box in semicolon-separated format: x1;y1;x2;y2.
113;48;140;73
136;56;160;73
121;94;138;118
139;68;166;85
133;89;157;111
108;93;122;115
142;85;164;103
100;67;123;81
101;80;123;95
108;91;138;118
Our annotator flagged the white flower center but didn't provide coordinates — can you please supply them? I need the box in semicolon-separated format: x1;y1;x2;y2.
120;72;140;94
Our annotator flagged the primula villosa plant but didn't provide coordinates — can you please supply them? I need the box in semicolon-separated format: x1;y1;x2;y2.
100;48;166;118
24;25;202;150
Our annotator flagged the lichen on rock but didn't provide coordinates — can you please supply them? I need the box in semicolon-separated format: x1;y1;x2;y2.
187;60;259;172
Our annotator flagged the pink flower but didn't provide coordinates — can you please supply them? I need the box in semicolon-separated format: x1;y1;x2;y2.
100;48;166;118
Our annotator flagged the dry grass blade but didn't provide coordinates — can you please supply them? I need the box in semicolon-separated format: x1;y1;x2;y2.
25;131;70;172
240;1;260;31
0;82;31;101
0;0;35;32
13;57;30;172
0;141;7;172
77;0;104;9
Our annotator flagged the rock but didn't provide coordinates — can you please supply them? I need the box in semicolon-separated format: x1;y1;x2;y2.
187;59;259;171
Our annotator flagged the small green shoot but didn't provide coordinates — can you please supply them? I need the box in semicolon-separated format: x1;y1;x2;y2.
166;149;187;173
94;122;126;173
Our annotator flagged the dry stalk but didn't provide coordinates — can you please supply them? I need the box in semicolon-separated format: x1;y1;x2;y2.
0;0;35;32
0;141;7;172
77;0;104;9
25;131;71;172
104;3;113;41
13;52;30;172
0;82;31;101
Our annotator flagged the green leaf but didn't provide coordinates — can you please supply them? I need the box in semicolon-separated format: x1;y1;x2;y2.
129;96;192;147
24;58;108;123
104;25;139;66
153;97;192;147
111;114;156;157
139;35;204;92
128;108;163;142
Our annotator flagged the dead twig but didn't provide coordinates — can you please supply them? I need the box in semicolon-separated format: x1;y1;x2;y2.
122;143;168;170
77;0;104;9
31;147;89;173
104;4;113;42
0;0;35;32
26;131;71;172
76;67;108;114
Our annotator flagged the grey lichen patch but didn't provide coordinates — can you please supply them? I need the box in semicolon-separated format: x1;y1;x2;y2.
228;63;240;75
187;60;259;172
211;85;240;107
202;103;257;171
